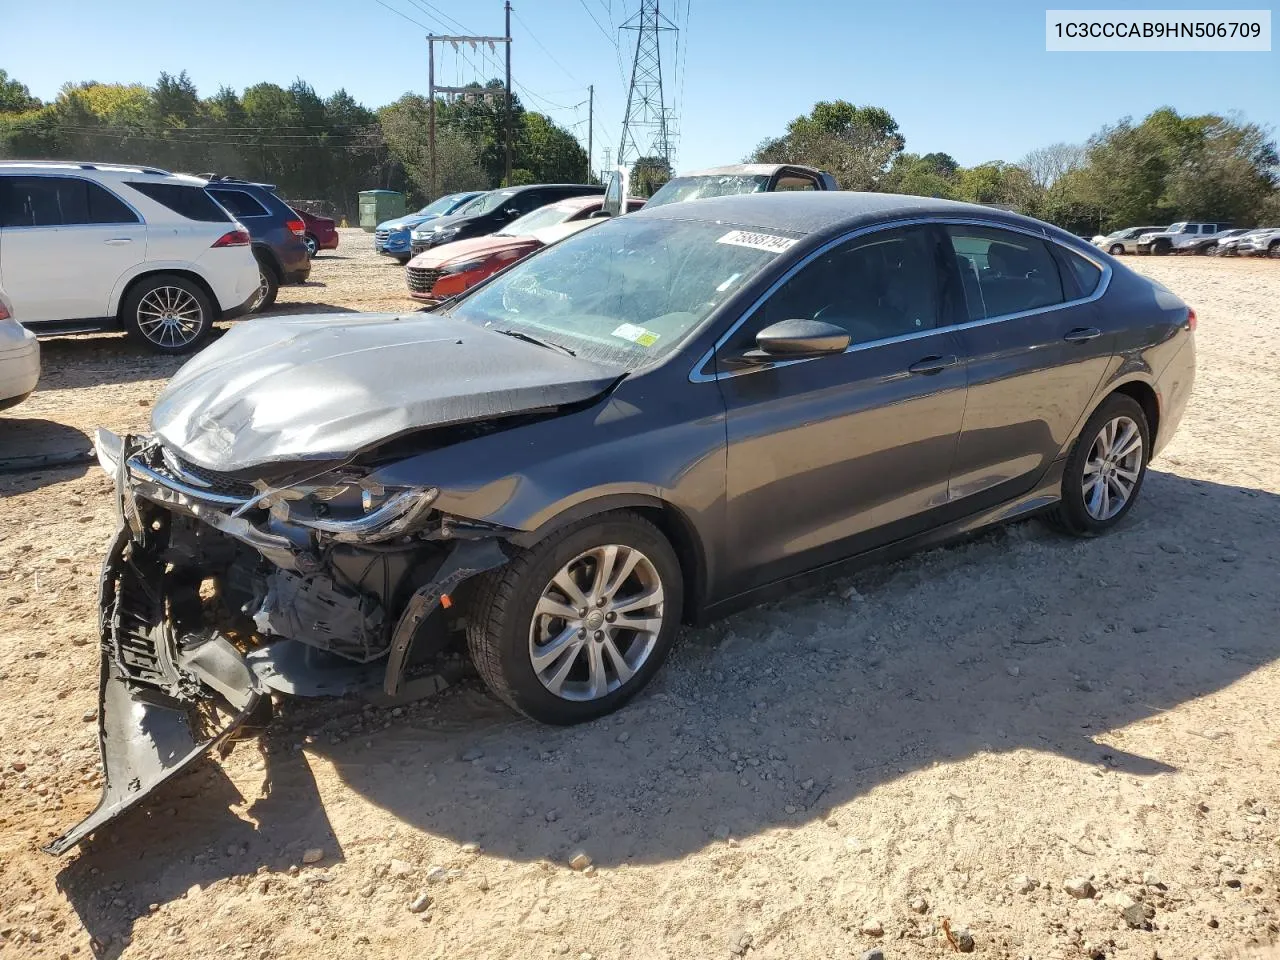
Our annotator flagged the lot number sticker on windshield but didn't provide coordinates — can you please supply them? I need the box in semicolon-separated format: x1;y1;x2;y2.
612;323;660;347
716;230;798;254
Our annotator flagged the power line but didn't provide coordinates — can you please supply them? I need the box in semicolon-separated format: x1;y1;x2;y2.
511;9;581;85
370;0;431;31
576;0;618;49
405;0;472;33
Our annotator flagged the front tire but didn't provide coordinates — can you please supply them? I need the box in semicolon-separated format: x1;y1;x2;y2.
122;275;213;354
1269;240;1280;259
1152;239;1172;256
1049;394;1150;537
466;511;683;724
1109;243;1124;256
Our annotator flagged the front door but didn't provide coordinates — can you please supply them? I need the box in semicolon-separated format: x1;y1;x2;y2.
716;224;969;596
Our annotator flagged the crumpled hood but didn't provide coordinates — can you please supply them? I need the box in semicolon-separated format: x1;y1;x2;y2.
151;313;621;473
408;234;538;269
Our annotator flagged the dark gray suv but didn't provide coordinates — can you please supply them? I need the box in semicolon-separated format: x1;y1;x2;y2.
202;176;311;310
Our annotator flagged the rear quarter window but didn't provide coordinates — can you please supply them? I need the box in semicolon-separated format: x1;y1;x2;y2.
209;189;271;219
1062;248;1103;297
126;182;230;223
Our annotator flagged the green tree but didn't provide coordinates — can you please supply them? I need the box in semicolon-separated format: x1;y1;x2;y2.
0;69;40;113
752;100;905;190
629;156;673;196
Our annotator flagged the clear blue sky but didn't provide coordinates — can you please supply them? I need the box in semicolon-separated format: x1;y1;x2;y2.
2;0;1276;174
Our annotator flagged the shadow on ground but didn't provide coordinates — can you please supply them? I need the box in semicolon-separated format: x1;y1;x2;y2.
0;418;94;493
55;470;1280;956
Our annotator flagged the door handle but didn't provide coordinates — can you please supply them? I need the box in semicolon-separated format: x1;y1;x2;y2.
104;238;133;245
907;354;958;376
1064;327;1101;343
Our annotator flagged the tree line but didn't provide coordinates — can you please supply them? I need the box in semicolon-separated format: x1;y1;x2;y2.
3;68;1277;233
750;100;1280;234
0;70;588;219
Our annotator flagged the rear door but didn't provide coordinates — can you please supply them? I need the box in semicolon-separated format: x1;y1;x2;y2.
944;224;1113;509
717;224;968;595
0;175;145;322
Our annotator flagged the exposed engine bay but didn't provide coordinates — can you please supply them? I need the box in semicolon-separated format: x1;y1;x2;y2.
45;429;512;855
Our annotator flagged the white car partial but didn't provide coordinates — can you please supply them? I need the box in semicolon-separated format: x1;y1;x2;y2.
0;161;261;353
0;288;40;412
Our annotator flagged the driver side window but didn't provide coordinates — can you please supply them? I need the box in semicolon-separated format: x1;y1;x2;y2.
731;226;941;353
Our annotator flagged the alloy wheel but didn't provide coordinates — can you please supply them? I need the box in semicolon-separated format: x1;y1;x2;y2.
136;286;205;349
304;235;318;258
1082;415;1144;521
247;270;270;312
528;544;665;701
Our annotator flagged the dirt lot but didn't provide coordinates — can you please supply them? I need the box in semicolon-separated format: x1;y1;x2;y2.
1;231;1277;960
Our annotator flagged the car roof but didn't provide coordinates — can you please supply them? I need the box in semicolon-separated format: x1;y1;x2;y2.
545;194;604;212
0;160;207;186
630;191;1078;244
674;163;821;178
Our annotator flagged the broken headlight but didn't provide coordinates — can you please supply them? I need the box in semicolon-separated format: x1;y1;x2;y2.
261;478;440;543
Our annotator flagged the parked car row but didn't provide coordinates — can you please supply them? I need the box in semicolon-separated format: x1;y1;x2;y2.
1092;221;1280;257
395;164;840;304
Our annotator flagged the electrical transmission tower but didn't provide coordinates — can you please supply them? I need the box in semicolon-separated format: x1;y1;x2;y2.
617;0;677;168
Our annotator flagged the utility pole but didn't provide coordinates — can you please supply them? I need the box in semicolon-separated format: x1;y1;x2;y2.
504;1;513;187
428;36;436;198
427;24;513;198
587;84;594;183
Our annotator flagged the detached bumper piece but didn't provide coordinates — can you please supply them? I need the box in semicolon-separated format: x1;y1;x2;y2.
45;527;266;856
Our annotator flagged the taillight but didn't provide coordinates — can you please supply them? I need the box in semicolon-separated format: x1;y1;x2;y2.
1186;307;1197;332
286;219;306;237
0;302;10;321
211;229;251;248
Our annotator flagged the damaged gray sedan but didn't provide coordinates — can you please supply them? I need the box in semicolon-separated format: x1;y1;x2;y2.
51;193;1195;853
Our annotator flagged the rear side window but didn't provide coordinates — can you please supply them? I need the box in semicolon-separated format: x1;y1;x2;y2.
209;189;271;218
127;182;231;222
0;176;139;226
946;226;1065;321
1063;249;1103;296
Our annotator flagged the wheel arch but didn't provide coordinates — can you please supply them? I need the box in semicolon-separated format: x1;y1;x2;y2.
251;242;283;279
115;269;219;325
1066;376;1161;460
509;493;709;624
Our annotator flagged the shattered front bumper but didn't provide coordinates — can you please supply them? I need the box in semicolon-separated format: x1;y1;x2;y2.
47;430;508;855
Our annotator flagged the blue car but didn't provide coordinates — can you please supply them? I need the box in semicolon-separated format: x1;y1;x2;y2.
374;191;485;263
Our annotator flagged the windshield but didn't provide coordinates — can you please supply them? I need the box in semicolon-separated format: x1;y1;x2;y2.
645;174;771;208
445;217;795;369
418;193;472;217
498;203;587;237
462;190;516;216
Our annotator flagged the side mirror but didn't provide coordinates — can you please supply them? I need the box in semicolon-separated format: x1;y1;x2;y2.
745;318;850;362
503;206;520;218
588;210;611;219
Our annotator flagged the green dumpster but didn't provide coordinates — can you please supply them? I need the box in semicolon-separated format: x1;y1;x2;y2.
358;190;407;232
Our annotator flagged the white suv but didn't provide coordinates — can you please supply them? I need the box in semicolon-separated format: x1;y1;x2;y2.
0;162;260;353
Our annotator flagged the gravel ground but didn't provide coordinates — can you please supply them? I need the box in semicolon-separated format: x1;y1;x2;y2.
1;231;1277;960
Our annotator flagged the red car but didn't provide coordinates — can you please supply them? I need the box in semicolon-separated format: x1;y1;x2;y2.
291;208;339;258
406;195;644;303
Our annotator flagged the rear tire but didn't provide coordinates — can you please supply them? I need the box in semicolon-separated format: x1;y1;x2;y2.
1048;394;1150;538
465;511;683;725
248;260;280;313
304;234;319;258
121;274;213;354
